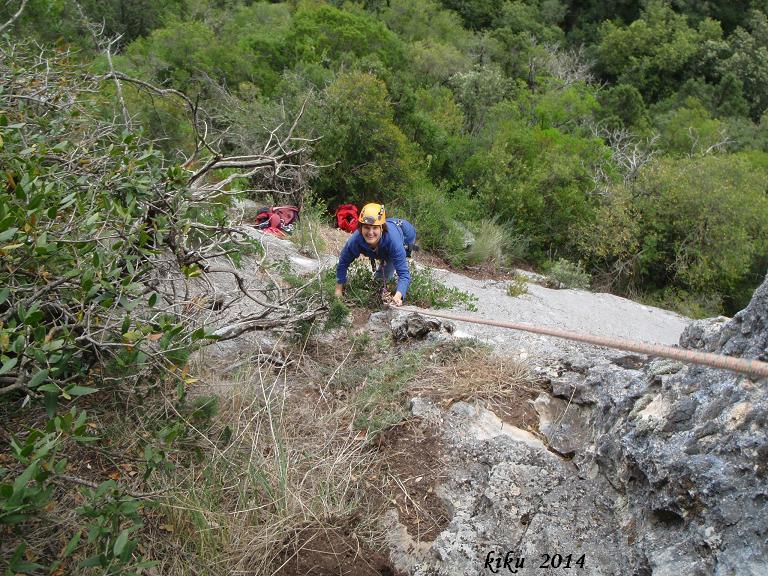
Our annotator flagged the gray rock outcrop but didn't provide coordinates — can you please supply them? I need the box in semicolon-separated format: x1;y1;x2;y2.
388;275;768;575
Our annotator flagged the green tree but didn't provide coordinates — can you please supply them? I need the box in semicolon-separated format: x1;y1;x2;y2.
597;84;650;130
439;0;505;29
579;154;768;309
285;2;405;71
404;86;468;181
719;10;768;119
654;97;728;155
382;0;471;48
464;115;608;257
594;1;722;103
311;71;421;206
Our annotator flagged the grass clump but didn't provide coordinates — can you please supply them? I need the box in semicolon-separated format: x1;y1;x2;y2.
465;218;509;269
290;199;328;257
352;349;424;437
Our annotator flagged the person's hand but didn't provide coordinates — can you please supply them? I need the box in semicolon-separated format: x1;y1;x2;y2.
392;291;403;306
335;283;344;298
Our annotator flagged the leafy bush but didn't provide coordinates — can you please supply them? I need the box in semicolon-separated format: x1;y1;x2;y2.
331;260;477;311
546;259;591;290
0;50;215;406
506;273;528;297
402;180;472;262
406;265;478;310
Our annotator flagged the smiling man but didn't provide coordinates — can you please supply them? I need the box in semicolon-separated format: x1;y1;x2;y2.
335;203;417;306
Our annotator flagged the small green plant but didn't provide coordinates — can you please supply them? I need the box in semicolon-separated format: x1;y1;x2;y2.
407;265;478;310
352;349;423;437
506;273;528;297
333;261;477;310
325;297;350;329
76;481;155;574
546;258;591;290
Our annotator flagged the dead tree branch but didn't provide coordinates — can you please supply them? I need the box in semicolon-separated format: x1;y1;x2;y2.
0;0;27;34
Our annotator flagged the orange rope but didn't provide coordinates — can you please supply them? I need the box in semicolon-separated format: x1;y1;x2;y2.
397;305;768;379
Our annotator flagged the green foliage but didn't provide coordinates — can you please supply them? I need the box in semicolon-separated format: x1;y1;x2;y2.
352;348;423;436
406;265;478;310
597;84;650;130
0;111;202;406
465;115;608;258
449;64;515;134
382;0;470;47
334;260;476;311
325;298;351;330
594;1;722;102
654;98;727;155
312;71;421;205
286;2;406;70
1;412;83;526
76;481;153;574
123;2;292;95
506;273;529;297
533;82;599;131
401;181;470;260
0;408;153;574
718;11;768;119
439;0;504;29
3;0;185;48
633;154;768;302
578;153;768;310
465;218;509;269
546;258;591;290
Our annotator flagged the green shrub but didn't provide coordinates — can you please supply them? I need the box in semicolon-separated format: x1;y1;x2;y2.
506;273;528;297
407;265;478;310
329;260;477;311
325;297;351;329
546;259;591;290
402;180;472;262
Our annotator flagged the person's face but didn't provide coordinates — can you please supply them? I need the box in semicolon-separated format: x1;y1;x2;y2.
361;224;382;246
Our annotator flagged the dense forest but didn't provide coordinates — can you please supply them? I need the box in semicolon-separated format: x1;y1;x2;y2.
6;0;768;315
2;1;768;574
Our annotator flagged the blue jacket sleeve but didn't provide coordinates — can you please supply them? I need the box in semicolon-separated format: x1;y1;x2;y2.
388;239;411;297
336;234;362;285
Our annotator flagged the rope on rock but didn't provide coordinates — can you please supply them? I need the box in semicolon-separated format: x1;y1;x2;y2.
396;305;768;379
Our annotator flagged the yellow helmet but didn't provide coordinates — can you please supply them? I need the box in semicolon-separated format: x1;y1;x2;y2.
358;203;386;226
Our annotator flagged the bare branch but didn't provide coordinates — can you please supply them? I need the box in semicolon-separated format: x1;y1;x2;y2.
0;0;28;34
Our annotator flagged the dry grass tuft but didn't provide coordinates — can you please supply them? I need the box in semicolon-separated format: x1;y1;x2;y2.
413;343;541;421
149;350;386;576
316;225;353;256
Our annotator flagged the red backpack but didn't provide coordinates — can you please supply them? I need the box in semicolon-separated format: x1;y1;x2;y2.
335;204;359;233
255;205;300;237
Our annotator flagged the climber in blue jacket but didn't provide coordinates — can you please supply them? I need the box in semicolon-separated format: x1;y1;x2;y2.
335;203;417;307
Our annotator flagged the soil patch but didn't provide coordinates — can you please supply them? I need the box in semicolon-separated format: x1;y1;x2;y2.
415;250;534;283
277;525;400;576
377;419;451;542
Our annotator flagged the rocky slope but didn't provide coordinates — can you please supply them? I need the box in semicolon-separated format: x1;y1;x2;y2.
249;232;766;575
381;273;767;575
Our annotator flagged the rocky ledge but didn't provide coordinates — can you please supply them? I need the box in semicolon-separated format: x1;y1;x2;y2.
385;275;768;575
